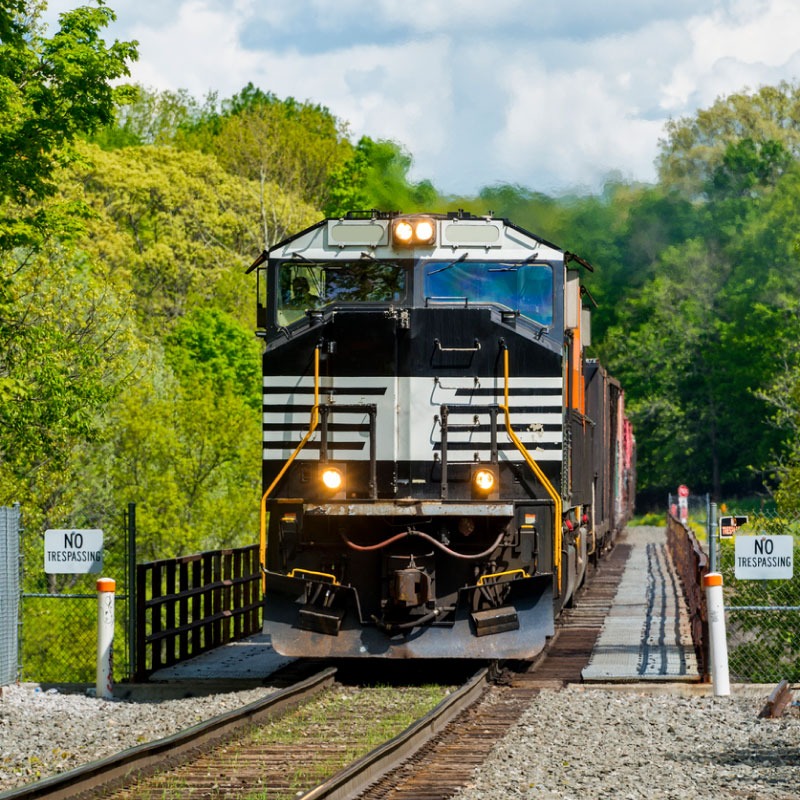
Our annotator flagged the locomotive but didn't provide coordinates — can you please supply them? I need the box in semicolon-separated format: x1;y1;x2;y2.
249;211;634;659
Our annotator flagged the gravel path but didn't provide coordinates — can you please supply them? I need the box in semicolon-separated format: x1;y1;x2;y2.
452;685;800;800
0;683;277;791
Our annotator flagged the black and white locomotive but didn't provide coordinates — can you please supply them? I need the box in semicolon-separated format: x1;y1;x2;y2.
249;211;634;659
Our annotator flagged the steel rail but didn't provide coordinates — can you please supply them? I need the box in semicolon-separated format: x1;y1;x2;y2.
300;667;490;800
0;667;337;800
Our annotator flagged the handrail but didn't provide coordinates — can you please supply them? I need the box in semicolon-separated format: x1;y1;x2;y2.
498;345;563;591
434;337;481;353
666;513;709;678
135;546;261;680
259;345;321;582
288;568;340;586
477;568;530;586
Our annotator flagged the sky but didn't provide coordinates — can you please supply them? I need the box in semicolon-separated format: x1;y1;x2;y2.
43;0;800;197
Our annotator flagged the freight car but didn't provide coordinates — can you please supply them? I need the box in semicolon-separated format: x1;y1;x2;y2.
248;211;634;659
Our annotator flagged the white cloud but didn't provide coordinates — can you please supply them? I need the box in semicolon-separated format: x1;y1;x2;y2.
123;1;259;97
662;0;800;110
38;0;800;195
495;66;664;193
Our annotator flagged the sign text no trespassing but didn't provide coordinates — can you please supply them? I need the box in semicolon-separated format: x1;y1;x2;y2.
44;529;104;574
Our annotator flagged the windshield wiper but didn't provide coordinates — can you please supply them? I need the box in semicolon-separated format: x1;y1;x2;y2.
427;252;468;275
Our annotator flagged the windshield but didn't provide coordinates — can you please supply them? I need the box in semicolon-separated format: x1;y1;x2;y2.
424;260;553;327
277;260;406;325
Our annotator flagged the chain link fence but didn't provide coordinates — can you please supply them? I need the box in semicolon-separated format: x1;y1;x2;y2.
19;509;132;684
0;506;21;686
669;495;800;683
717;509;800;683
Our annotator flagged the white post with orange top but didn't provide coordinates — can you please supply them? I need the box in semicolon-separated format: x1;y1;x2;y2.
703;572;730;696
96;577;116;700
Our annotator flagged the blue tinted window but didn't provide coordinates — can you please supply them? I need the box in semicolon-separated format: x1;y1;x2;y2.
424;261;553;327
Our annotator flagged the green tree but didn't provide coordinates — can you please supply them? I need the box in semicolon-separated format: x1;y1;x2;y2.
324;136;439;216
87;352;261;560
657;81;800;199
598;240;722;491
0;0;137;248
599;82;800;499
180;84;352;221
725;161;800;510
164;308;261;411
0;241;141;564
90;83;207;149
597;229;781;498
73;142;316;330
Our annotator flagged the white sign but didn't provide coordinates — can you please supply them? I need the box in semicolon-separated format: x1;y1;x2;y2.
44;529;104;574
734;535;794;580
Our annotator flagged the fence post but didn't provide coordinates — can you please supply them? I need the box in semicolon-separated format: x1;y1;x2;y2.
709;501;718;573
703;572;730;696
127;503;137;682
96;578;116;700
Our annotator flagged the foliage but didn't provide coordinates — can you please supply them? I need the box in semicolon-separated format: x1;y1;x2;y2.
0;0;137;248
178;82;353;217
73;141;281;329
657;81;800;199
90;84;206;149
324;136;438;216
0;1;139;525
99;373;261;560
164;308;262;411
0;242;140;542
583;83;800;499
631;511;666;527
753;301;800;516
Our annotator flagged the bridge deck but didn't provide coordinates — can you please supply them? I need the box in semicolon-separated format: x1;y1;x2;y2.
150;526;700;683
581;525;700;682
148;633;291;682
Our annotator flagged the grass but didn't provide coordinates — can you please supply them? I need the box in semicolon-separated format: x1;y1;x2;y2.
239;684;451;800
246;684;449;748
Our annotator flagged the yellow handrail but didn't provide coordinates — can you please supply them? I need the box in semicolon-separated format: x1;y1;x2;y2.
498;346;563;591
477;568;530;586
288;568;340;586
260;345;321;583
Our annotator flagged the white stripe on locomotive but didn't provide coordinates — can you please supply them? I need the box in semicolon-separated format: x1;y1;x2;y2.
263;375;564;462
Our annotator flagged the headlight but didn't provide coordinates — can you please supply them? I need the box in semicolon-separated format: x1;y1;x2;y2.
393;220;414;244
321;467;344;491
473;468;496;493
392;217;436;247
414;219;435;243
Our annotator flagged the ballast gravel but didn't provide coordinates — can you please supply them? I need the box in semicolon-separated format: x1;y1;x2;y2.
452;685;800;800
2;682;799;798
0;683;277;791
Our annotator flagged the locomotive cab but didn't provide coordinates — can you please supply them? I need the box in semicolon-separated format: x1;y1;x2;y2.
251;211;630;659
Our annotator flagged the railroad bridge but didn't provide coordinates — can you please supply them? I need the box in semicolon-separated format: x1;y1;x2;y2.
136;514;706;684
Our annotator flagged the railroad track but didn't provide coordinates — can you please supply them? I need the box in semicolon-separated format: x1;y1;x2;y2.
353;541;633;799
0;663;336;800
5;544;632;800
1;664;485;800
